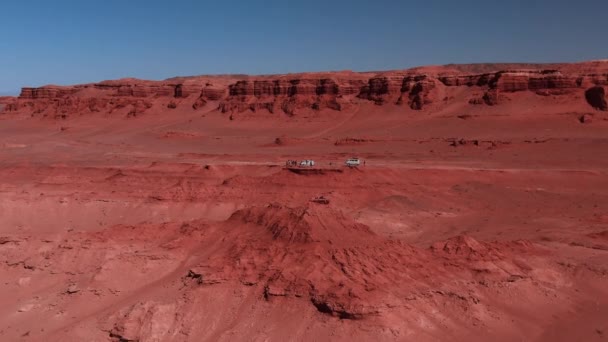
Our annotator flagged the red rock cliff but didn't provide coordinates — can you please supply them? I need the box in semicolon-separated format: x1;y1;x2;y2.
3;61;608;117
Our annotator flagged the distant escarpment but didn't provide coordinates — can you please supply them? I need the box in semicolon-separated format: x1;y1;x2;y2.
357;75;438;110
442;69;607;106
218;78;364;115
2;61;608;118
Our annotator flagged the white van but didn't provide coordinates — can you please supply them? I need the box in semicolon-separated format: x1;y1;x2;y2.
299;160;315;167
345;157;360;167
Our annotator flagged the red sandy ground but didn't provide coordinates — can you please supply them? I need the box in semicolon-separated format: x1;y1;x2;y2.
0;63;607;341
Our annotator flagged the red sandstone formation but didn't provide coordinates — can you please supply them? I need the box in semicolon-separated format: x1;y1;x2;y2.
4;61;608;118
585;86;607;110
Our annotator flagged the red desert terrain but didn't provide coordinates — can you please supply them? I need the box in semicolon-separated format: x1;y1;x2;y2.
0;61;607;341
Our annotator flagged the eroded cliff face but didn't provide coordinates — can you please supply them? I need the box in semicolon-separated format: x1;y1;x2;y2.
3;62;608;118
356;75;438;110
217;78;367;115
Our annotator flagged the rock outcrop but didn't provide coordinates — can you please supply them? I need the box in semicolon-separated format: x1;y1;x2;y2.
218;78;366;115
400;75;436;109
585;86;607;111
356;75;437;109
3;61;608;117
440;70;603;105
19;86;79;99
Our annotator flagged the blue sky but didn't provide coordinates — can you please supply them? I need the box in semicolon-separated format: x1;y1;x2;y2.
1;0;607;94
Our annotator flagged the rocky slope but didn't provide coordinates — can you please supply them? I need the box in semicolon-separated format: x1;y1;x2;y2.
2;61;608;119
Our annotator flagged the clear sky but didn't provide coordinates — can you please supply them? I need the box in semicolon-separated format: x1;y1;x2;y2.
1;0;607;94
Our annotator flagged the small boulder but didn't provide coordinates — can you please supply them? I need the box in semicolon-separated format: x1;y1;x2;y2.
18;303;35;313
186;269;203;285
66;284;80;294
579;114;593;124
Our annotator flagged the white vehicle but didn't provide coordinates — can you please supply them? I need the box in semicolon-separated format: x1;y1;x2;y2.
345;157;361;167
299;160;315;167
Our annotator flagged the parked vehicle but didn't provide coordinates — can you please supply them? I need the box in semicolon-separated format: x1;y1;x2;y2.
299;160;315;167
310;195;330;204
345;157;360;167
